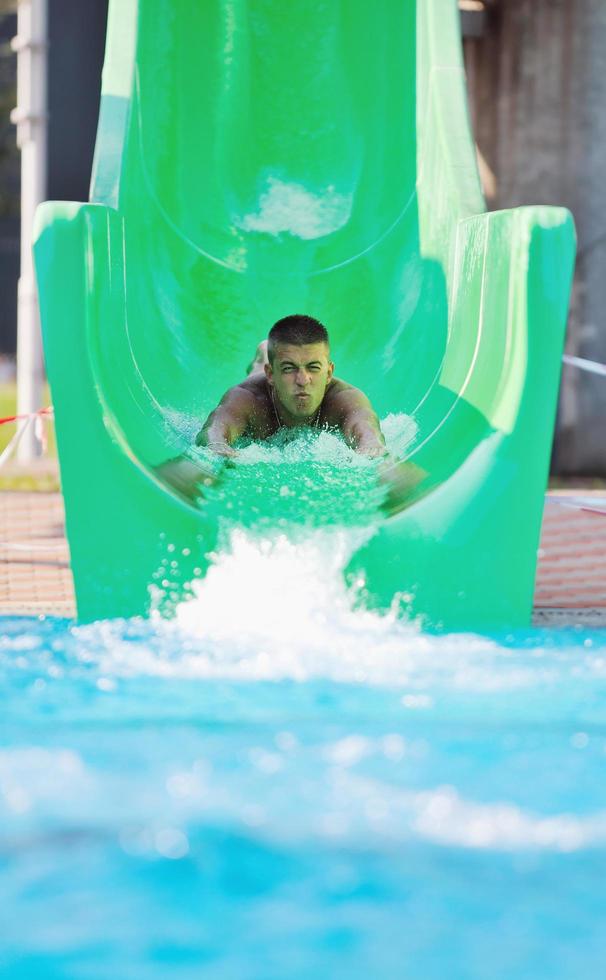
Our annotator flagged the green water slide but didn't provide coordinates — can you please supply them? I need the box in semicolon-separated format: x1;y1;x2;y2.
34;0;575;629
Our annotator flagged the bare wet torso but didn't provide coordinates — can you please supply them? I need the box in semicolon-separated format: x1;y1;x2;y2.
235;374;356;440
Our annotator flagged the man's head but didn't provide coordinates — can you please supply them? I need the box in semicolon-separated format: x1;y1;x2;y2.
265;315;334;422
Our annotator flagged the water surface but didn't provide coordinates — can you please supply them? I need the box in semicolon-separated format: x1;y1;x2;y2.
2;428;604;978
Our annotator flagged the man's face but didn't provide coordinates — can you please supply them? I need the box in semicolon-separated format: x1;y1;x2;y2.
265;342;334;420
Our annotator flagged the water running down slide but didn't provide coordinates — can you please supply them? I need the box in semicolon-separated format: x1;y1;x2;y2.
33;0;575;628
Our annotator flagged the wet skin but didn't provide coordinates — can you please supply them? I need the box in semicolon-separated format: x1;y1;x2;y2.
198;342;386;458
156;341;427;511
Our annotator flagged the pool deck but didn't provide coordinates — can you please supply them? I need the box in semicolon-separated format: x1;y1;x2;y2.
1;478;605;625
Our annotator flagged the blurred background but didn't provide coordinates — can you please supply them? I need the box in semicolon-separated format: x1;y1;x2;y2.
0;0;603;474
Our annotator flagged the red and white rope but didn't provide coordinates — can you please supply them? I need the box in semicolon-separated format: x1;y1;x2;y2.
0;407;54;468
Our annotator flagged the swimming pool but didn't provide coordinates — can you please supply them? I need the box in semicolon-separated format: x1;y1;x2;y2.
2;520;606;978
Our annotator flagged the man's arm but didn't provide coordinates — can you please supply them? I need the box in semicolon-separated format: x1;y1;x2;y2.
377;456;429;516
195;385;256;456
332;387;428;512
153;455;218;502
332;388;388;457
154;385;256;502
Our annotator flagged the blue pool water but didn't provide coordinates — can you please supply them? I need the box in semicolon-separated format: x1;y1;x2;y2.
2;540;606;978
2;431;606;978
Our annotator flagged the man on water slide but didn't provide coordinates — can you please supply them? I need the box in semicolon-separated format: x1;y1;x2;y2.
202;314;386;458
158;314;424;509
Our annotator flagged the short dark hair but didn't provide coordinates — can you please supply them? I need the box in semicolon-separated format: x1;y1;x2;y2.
267;315;329;363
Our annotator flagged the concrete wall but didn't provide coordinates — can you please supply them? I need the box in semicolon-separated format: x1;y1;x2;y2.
463;0;606;475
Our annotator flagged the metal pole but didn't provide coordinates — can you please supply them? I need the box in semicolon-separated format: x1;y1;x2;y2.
10;0;48;462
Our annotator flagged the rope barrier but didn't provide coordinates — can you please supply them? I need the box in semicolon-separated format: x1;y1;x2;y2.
0;406;53;426
0;407;54;468
546;494;606;517
563;354;606;377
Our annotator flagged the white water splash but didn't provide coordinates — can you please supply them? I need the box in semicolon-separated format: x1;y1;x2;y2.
175;527;377;659
381;412;418;457
236;176;353;239
4;741;606;855
308;771;606;852
233;427;376;466
134;527;531;691
161;407;204;445
168;411;417;466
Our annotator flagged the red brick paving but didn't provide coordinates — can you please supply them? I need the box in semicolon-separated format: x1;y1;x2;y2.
535;495;606;611
0;489;605;625
0;491;75;617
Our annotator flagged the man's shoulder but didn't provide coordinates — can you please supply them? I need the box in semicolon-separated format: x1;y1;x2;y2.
224;375;269;404
322;378;374;425
219;377;272;426
325;378;371;408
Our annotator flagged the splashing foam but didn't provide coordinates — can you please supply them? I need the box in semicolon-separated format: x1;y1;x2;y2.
67;417;528;690
169;412;417;478
237;176;353;239
311;772;606;851
165;419;422;681
381;412;418;457
142;526;531;690
175;527;376;655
